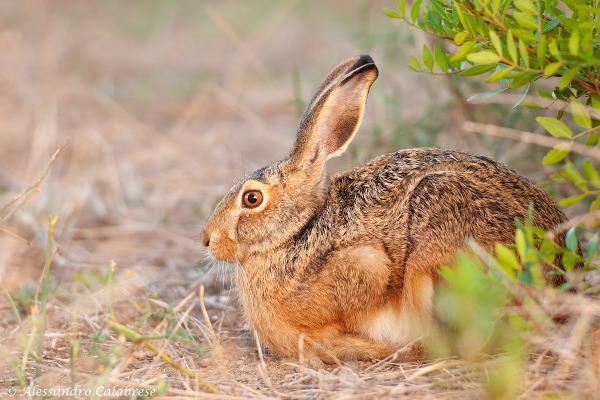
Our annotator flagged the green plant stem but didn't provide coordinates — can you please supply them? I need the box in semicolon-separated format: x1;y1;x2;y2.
34;215;58;355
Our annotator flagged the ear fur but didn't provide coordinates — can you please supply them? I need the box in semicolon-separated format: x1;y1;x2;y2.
289;55;378;169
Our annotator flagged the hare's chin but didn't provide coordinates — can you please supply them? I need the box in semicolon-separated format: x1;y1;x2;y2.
207;239;237;263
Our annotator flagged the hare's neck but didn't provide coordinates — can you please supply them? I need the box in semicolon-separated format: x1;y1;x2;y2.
237;207;332;298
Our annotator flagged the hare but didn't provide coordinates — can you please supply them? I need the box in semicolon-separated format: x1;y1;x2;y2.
201;55;567;365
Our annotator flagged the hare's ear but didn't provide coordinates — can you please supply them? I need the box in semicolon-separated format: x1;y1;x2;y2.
288;55;378;170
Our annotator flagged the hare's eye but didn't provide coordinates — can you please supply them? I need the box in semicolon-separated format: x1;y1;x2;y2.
242;190;264;208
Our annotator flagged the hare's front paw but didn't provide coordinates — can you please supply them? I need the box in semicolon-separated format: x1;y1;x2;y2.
305;355;326;370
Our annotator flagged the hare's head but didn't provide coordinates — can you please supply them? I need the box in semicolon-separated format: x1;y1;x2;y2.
202;55;378;263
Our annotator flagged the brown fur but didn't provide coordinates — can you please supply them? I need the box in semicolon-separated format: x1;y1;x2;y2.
201;55;567;364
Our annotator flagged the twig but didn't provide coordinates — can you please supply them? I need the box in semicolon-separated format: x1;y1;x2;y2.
463;121;600;160
546;209;600;240
467;93;600;119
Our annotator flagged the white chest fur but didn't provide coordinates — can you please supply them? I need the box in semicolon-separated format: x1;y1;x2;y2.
361;278;434;345
361;307;422;345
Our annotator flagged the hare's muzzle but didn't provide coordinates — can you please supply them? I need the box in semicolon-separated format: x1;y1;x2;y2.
201;228;211;247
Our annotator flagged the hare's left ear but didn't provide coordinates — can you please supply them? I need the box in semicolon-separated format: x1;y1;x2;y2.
288;55;378;170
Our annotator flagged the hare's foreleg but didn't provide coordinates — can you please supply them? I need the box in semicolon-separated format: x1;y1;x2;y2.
291;244;396;363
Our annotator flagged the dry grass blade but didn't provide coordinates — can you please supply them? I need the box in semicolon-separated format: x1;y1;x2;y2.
1;283;22;324
0;226;31;246
107;320;219;393
34;363;247;399
0;140;68;225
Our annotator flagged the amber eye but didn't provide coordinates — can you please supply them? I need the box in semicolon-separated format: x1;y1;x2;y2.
242;190;264;208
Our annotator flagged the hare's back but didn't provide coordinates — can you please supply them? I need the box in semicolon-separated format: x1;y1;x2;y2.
330;147;566;237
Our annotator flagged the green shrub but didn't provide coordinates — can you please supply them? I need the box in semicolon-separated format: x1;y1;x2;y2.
384;1;600;396
385;0;600;209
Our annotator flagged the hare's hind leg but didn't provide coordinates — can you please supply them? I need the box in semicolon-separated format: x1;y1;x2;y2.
316;334;420;363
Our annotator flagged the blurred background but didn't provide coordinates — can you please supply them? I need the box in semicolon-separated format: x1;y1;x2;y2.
0;0;566;392
0;0;459;293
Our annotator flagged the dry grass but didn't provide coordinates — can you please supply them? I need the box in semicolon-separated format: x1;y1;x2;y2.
0;1;599;398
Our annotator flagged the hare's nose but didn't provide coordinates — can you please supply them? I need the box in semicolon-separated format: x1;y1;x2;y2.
201;228;211;247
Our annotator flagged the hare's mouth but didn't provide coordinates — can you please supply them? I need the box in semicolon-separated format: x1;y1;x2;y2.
205;234;237;263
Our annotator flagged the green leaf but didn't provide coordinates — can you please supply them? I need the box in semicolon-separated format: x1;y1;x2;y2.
549;39;560;59
409;56;422;71
543;62;562;77
509;71;537;88
559;67;581;90
583;159;600;187
398;0;406;16
383;7;403;18
564;161;588;191
434;44;449;72
559;194;587;207
514;0;537;14
543;18;560;33
513;29;536;43
568;29;580;56
454;31;468;45
592;95;600;111
467;87;508;102
540;239;558;263
467;51;501;65
513;12;537;30
542;143;571;165
586;132;600;147
450;41;474;63
536;117;573;138
486;66;515;82
538;89;555;100
489;29;503;57
460;64;497;76
495;243;520;281
519;270;533;285
537;35;546;65
587;233;598;260
563;252;578;272
513;83;530;108
591;196;600;210
522;101;544;109
518;39;529;68
410;0;422;23
507;30;518;63
516;229;527;260
422;45;434;72
566;227;578;252
570;99;592;129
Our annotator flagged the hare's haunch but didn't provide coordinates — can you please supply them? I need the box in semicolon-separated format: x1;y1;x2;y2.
202;55;566;364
